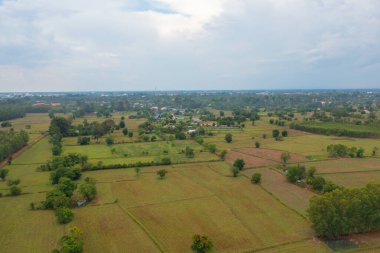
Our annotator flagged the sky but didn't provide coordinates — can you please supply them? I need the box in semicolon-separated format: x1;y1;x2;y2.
0;0;380;92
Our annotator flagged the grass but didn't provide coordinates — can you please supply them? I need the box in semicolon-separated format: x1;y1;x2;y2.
242;167;315;216
82;162;315;252
63;140;219;165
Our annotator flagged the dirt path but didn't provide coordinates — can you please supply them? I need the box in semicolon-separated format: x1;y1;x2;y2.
0;132;48;169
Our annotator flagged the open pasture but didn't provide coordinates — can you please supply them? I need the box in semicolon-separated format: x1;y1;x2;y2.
322;171;380;188
305;158;380;175
225;150;277;168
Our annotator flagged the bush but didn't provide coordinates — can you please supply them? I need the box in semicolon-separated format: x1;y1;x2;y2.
207;144;216;153
225;133;232;143
57;177;77;197
0;168;9;181
255;141;260;148
77;137;90;145
122;128;129;136
231;166;240;177
119;120;125;129
157;169;167;179
220;150;227;160
185;146;195;158
9;185;22;196
50;167;81;184
55;207;74;224
161;157;172;165
52;145;62;156
128;132;133;138
281;130;288;137
105;135;114;145
191;234;213;253
251;173;262;184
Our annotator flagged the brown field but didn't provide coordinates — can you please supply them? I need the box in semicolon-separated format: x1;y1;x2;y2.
243;167;316;216
303;158;380;175
225;150;277;168
322;171;380;188
237;147;308;163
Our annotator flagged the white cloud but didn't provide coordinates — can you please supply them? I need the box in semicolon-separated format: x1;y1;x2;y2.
0;0;379;91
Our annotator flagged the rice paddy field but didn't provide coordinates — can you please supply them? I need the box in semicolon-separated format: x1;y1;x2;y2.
1;112;380;252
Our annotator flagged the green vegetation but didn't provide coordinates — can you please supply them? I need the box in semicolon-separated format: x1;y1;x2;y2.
291;121;380;138
191;234;213;253
308;183;380;239
0;130;29;162
251;173;262;184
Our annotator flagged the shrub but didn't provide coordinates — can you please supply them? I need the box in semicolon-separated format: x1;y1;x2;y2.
122;128;129;136
55;207;74;224
77;136;90;145
281;130;288;137
207;144;216;153
128;132;133;138
57;177;77;197
157;169;167;179
231;166;240;177
191;234;213;253
44;189;72;209
119;120;125;129
161;157;172;165
251;173;262;184
105;135;114;145
185;146;195;158
255;141;260;148
272;129;280;138
0;169;9;181
220;150;227;160
225;133;232;143
9;185;22;196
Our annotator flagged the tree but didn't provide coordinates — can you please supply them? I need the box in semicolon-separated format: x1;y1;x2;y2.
52;145;63;156
0;168;9;181
128;132;133;138
191;234;213;253
55;207;74;224
280;152;291;164
207;144;216;153
251;173;262;184
77;137;90;145
50;167;81;184
231;166;240;177
119;120;125;129
225;133;233;143
356;148;365;158
185;146;195;158
105;135;114;146
55;226;84;253
161;157;172;165
272;129;280;138
255;141;260;148
122;128;129;136
233;159;245;170
157;169;167;179
281;130;288;137
286;165;306;183
44;189;72;209
57;177;77;197
135;167;141;176
372;147;379;156
220;150;227;160
219;111;224;117
9;185;22;196
79;181;97;201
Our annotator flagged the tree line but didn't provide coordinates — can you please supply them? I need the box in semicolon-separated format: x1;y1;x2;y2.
0;130;29;162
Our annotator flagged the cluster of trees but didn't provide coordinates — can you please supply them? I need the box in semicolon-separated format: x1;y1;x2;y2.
269;119;286;126
290;122;378;138
327;144;365;158
73;119;116;140
272;129;288;141
0;170;22;197
53;226;84;253
49;117;72;156
308;183;380;239
286;165;338;193
84;157;173;171
0;130;29;162
191;234;213;253
231;159;245;177
0;105;26;121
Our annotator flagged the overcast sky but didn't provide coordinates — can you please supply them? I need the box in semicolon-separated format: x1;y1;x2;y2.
0;0;379;91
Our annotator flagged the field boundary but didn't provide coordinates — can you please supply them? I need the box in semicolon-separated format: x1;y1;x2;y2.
0;132;48;169
117;203;167;253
